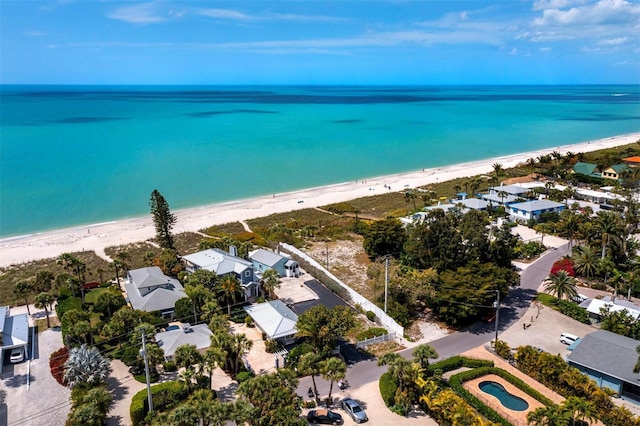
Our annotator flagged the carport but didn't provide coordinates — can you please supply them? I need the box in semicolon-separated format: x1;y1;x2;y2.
0;307;29;365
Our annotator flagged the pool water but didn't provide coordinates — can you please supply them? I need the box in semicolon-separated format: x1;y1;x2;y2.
479;381;529;411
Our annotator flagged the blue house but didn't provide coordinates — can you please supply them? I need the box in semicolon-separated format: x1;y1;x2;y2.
567;330;640;402
249;248;300;278
508;199;565;221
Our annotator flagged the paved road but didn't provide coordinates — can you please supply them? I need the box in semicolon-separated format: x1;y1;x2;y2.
297;243;570;397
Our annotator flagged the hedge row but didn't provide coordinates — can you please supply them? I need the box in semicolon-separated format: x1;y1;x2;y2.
448;367;555;426
537;293;589;323
427;355;494;375
379;372;397;407
356;327;387;341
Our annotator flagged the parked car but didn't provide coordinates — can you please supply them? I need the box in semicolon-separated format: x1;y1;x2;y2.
560;332;579;345
307;409;343;425
341;398;368;423
10;347;25;363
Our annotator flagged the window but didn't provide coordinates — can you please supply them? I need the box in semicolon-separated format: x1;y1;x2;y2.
245;270;251;277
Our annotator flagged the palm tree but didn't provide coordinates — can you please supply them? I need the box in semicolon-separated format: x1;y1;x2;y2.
261;269;280;300
319;357;346;406
34;292;55;328
378;353;414;394
404;190;417;212
34;271;55;293
168;403;199;426
527;404;570;426
492;162;504;185
593;211;624;260
573;245;598;279
526;157;537;176
413;344;439;371
563;396;598;425
497;190;508;205
544;270;578;301
174;344;202;373
63;344;112;388
202;347;224;389
80;386;113;417
229;333;253;376
218;274;242;316
559;211;581;250
298;352;322;403
69;403;105;426
14;281;33;315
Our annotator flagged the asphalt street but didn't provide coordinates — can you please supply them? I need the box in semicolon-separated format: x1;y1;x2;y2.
297;243;571;397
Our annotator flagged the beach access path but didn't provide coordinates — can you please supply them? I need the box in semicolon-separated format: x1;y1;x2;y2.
1;132;638;268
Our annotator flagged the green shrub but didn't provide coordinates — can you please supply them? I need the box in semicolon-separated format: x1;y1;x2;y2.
264;339;282;353
236;371;254;383
366;311;376;321
591;283;608;291
244;316;254;327
130;381;188;426
427;356;493;375
356;327;387;341
379;372;397;407
493;340;512;360
537;293;589;323
163;361;177;372
305;400;317;408
287;342;313;370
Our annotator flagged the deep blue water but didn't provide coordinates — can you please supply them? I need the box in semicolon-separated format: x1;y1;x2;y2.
1;85;639;237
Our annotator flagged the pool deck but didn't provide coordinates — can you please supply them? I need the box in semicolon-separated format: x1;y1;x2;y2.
463;374;545;425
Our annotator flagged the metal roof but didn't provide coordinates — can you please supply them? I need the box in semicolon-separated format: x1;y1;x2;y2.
567;330;639;384
244;300;298;340
249;249;285;268
490;185;529;195
508;199;565;212
128;267;181;289
183;249;253;275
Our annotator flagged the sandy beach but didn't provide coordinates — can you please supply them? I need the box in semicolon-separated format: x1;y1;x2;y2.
1;132;638;267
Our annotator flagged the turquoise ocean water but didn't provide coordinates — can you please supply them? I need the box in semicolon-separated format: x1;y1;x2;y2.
1;85;639;238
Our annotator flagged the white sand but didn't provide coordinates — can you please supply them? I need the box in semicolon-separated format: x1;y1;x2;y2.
1;133;638;267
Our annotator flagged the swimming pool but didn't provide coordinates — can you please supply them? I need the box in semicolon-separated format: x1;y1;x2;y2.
479;381;529;411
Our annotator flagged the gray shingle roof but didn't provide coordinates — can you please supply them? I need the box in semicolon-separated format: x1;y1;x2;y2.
125;267;186;312
567;330;640;384
457;198;489;210
155;324;213;359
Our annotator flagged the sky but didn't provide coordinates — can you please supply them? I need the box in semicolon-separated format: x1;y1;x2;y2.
1;0;639;85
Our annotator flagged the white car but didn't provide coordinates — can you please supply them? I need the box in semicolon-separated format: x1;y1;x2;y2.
10;347;25;363
560;332;579;345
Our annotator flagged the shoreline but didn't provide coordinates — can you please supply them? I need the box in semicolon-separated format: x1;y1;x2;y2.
1;132;638;267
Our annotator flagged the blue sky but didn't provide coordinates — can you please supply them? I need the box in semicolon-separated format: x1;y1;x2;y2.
1;0;639;85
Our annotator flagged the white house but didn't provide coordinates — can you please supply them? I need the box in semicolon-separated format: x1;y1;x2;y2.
182;248;261;299
124;267;186;319
583;297;640;322
489;185;529;197
0;306;29;364
244;300;298;345
508;199;566;221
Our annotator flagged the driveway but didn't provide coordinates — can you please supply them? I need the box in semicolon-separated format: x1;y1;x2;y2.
0;328;71;426
290;280;351;315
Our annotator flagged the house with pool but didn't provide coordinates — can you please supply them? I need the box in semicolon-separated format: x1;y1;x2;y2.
566;330;640;403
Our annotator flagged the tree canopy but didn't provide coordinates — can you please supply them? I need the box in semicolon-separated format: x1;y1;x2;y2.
150;189;177;250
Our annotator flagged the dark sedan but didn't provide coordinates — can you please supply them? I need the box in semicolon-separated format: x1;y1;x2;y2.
307;409;343;425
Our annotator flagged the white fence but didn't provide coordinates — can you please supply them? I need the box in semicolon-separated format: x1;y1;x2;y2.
280;243;404;337
356;332;396;349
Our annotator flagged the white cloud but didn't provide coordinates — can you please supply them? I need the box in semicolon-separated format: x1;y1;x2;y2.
597;36;628;45
532;0;589;12
540;46;553;51
24;31;46;37
198;9;251;20
108;2;165;24
533;0;640;26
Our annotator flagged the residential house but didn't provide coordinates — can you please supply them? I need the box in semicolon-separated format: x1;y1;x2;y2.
570;162;601;178
182;248;261;299
481;193;521;206
456;198;489;211
249;248;300;278
567;330;640;401
124;267;187;319
581;297;640;323
622;156;640;167
489;185;529;197
155;323;213;361
244;300;298;345
507;199;566;221
601;164;631;180
0;306;29;364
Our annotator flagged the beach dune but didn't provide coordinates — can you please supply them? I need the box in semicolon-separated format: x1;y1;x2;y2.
1;133;638;267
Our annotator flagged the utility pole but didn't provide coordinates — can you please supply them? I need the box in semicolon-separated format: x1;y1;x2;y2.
325;244;329;269
494;290;500;347
141;330;153;412
384;256;389;313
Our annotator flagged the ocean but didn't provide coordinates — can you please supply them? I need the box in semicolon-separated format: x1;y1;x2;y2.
1;85;639;238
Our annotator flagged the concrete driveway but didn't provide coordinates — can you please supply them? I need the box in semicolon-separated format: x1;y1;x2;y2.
0;328;71;426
